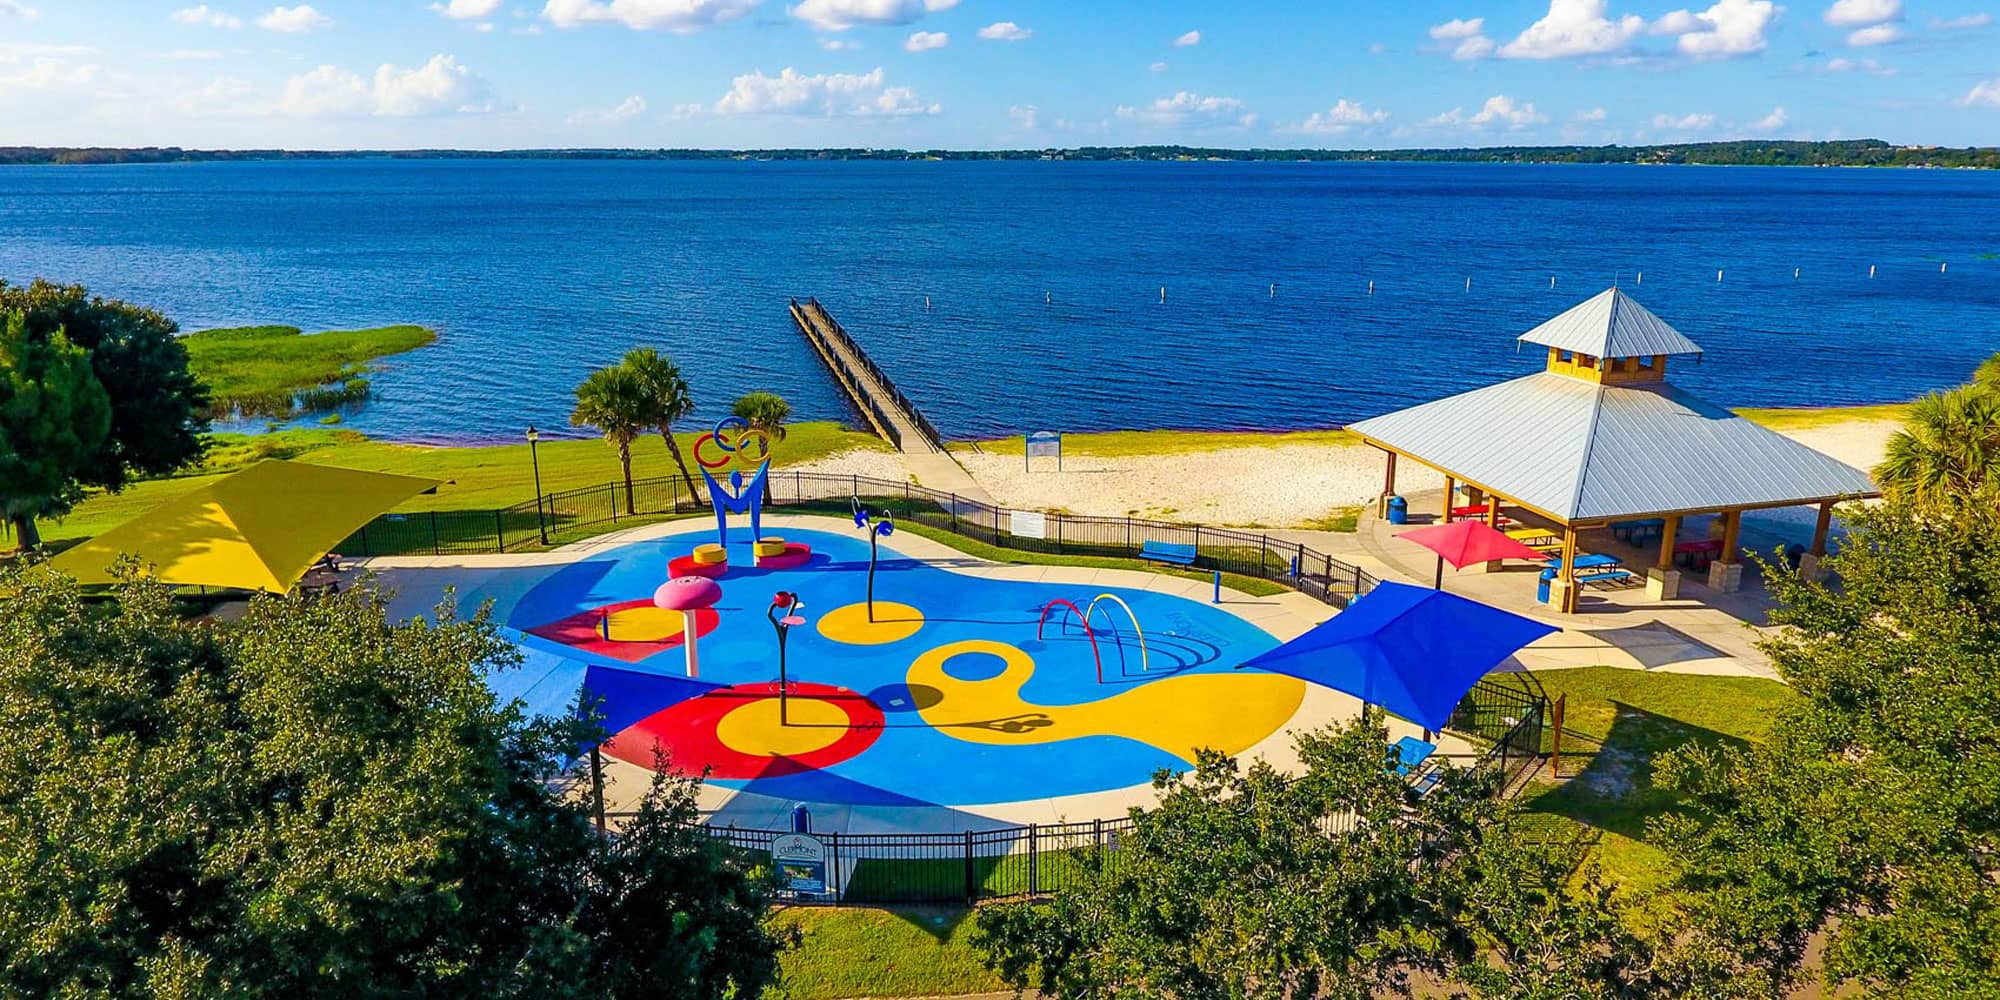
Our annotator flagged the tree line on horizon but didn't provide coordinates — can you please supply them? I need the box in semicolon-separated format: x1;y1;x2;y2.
4;138;1998;168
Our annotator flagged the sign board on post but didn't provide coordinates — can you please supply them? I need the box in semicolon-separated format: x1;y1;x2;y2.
771;833;831;897
1010;510;1048;540
1025;431;1063;472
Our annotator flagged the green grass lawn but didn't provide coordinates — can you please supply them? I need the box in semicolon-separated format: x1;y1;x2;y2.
951;427;1357;458
183;324;437;416
1516;667;1792;894
770;906;1005;999
1733;402;1911;431
36;422;889;545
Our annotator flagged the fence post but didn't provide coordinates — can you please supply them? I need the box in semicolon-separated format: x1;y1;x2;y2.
1125;516;1132;551
430;510;441;555
1193;525;1201;558
1056;514;1064;554
358;520;372;557
1261;534;1270;576
1550;694;1566;777
494;509;505;553
1093;818;1103;852
609;483;618;522
963;829;976;904
1028;823;1039;894
950;493;958;533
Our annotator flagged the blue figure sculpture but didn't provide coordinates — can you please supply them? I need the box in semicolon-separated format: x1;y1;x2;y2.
693;416;774;546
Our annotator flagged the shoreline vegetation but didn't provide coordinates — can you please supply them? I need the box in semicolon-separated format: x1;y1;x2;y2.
4;139;1997;169
182;323;436;419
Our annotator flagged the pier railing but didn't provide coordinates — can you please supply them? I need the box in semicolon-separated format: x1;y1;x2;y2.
339;471;1380;609
790;297;948;453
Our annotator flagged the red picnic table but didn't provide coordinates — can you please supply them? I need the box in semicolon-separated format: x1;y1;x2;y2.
1674;538;1724;569
1448;504;1513;526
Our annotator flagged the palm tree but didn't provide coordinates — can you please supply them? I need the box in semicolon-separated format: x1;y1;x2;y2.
1876;385;2000;509
1975;351;2000;392
621;347;702;506
570;363;651;515
732;391;791;503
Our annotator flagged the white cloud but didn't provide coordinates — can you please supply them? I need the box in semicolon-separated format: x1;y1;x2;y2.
1291;99;1389;133
1959;78;2000;106
1576;105;1608;120
1148;60;1168;72
0;0;38;19
1847;22;1902;43
1655;0;1780;59
172;5;243;28
258;4;331;32
1428;17;1496;59
542;0;759;31
280;54;491;116
1425;94;1549;129
1009;103;1037;128
977;21;1031;41
1824;0;1899;26
1754;106;1787;128
903;30;947;51
1172;30;1200;47
0;52;99;95
1651;111;1717;129
1823;55;1894;73
433;0;503;18
568;94;646;124
790;0;955;31
1115;91;1255;127
819;38;859;50
1930;13;1992;29
1497;0;1646;59
708;66;937;116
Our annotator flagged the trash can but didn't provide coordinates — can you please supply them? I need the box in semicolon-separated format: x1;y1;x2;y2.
791;804;812;834
1537;567;1557;604
1386;495;1409;525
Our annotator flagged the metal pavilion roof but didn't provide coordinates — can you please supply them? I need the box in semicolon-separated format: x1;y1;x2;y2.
1517;288;1705;359
1346;373;1878;523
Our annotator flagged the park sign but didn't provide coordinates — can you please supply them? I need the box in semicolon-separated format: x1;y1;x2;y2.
771;833;831;896
1026;430;1063;471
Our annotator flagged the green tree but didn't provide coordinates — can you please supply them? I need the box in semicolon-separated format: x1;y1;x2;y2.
1656;500;2000;997
571;363;652;515
620;347;702;506
0;314;113;549
0;279;208;492
0;569;784;999
1874;385;2000;508
973;714;1690;999
731;391;790;504
1975;350;2000;392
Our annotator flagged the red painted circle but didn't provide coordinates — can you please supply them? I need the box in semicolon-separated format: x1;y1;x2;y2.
604;681;884;779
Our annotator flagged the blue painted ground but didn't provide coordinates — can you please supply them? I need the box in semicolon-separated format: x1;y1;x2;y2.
489;526;1282;807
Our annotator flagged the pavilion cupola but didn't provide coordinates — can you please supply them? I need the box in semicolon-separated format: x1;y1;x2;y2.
1517;287;1705;386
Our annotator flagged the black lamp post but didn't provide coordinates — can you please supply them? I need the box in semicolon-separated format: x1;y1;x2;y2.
769;591;806;725
526;425;548;546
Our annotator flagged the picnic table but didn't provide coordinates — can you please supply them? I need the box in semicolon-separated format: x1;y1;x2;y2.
1506;528;1563;552
1547;552;1635;587
1389;736;1437;777
1610;518;1666;543
1674;538;1724;569
1449;504;1512;525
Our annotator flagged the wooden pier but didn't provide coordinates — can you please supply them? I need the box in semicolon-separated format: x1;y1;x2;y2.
788;297;989;501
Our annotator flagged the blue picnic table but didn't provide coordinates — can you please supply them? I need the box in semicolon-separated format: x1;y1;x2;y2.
1390;735;1437;776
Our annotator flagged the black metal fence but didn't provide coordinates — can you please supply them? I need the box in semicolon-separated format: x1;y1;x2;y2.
341;471;1381;609
624;676;1543;906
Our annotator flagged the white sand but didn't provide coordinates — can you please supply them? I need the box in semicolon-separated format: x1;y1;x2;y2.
944;418;1898;529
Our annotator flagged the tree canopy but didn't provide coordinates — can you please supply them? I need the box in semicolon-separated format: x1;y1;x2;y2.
0;571;783;998
1876;352;2000;509
570;364;653;515
1655;499;2000;996
620;347;700;504
0;315;113;549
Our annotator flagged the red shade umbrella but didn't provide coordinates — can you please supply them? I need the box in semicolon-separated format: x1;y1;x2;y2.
1397;519;1552;589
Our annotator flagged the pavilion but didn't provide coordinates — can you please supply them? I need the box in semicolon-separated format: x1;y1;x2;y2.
1345;288;1878;614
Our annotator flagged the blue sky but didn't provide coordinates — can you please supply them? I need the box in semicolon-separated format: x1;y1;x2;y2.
1;0;1996;148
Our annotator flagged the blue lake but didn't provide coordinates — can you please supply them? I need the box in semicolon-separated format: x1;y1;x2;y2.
2;159;1995;443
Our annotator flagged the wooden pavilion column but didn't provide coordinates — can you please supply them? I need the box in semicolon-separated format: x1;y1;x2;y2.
1377;451;1399;518
1442;476;1457;521
1553;525;1580;614
1708;509;1745;593
1646;515;1682;601
1800;500;1835;581
1480;495;1505;572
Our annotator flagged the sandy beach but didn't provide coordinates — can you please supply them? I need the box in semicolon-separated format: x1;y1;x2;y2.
827;414;1901;530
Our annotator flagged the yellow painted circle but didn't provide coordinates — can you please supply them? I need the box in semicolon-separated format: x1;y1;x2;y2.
604;606;687;642
816;602;926;645
716;697;848;756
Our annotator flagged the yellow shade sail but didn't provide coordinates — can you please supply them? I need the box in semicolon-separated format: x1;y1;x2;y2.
49;460;440;593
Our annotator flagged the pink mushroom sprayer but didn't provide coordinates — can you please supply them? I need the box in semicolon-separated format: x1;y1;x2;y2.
653;575;723;677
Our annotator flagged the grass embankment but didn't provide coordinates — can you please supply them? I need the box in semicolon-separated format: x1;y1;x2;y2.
771;907;1003;999
41;422;889;544
1514;667;1792;894
1734;402;1911;431
182;324;437;417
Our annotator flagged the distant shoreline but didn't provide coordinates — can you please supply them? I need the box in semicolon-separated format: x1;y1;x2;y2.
4;140;1997;169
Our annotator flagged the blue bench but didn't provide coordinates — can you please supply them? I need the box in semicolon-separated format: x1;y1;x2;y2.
1139;541;1198;566
1577;568;1636;587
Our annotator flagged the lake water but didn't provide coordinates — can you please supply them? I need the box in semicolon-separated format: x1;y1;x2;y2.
2;159;1996;444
